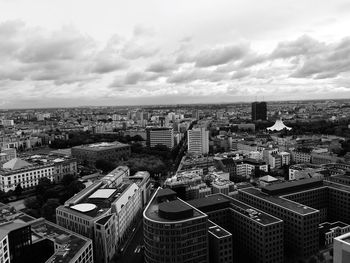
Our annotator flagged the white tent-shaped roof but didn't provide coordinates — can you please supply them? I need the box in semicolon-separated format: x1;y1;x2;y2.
267;119;292;131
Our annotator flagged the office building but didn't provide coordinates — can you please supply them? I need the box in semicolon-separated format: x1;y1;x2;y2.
71;142;131;167
56;166;147;263
143;188;209;263
0;202;93;263
334;232;350;263
189;194;284;263
187;127;209;155
146;127;174;149
251;102;267;121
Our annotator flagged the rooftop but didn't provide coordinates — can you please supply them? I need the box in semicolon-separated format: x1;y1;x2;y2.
62;183;131;218
189;194;282;225
261;178;323;195
72;141;129;151
144;188;207;223
30;219;91;263
209;224;231;239
240;187;318;215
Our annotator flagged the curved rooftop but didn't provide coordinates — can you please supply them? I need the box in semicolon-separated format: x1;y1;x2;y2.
159;200;194;220
70;203;97;213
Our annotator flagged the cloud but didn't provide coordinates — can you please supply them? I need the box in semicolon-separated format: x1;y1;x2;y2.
290;37;350;79
194;44;249;67
18;26;95;63
122;42;159;59
232;69;250;79
146;60;176;73
270;35;325;59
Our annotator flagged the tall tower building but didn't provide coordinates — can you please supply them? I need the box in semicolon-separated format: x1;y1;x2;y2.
146;127;174;149
188;127;209;155
251;101;267;121
143;188;209;263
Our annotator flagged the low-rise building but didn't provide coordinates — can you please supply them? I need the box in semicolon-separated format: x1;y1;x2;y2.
71;142;131;167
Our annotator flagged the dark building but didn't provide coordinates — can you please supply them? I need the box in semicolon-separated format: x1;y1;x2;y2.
1;223;32;263
71;141;131;167
189;194;284;263
251;101;267;121
143;188;209;263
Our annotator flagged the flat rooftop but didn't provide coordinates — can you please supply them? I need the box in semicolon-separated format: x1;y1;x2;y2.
209;225;231;239
144;188;207;223
62;183;130;218
72;141;129;151
240;188;318;215
261;178;323;195
189;194;282;225
0;203;36;224
30;219;91;263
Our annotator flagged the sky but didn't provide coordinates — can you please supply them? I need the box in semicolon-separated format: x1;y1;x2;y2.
1;0;350;108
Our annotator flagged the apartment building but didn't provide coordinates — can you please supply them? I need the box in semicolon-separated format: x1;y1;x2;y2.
146;127;174;149
187;127;209;155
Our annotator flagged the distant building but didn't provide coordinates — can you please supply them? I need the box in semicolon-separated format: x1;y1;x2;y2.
71;141;131;167
0;155;77;192
251;102;267;121
146;127;174;149
188;127;209;155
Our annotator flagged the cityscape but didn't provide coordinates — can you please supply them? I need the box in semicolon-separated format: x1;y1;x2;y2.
2;1;350;263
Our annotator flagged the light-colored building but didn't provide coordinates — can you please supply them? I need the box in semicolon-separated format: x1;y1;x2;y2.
0;155;77;192
0;234;9;263
188;127;209;155
146;127;174;149
334;232;350;263
56;166;146;263
288;163;326;181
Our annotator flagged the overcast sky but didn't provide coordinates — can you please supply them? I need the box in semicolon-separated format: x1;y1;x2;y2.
1;0;350;108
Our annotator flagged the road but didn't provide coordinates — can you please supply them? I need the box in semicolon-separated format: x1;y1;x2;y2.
115;220;144;263
8;199;25;210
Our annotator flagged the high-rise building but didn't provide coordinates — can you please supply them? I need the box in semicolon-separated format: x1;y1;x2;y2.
146;127;174;149
143;188;209;263
188;127;209;155
251;101;267;121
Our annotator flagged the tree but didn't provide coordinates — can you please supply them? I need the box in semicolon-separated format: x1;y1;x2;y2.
308;256;317;263
24;196;41;210
14;184;23;196
61;174;76;186
35;177;52;197
95;159;116;174
41;198;60;222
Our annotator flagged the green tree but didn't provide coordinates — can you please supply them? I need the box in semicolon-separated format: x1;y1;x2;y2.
14;184;23;196
41;198;60;222
95;159;116;174
61;174;76;186
35;178;52;198
24;196;41;210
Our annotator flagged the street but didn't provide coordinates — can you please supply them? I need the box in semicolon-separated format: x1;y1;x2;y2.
114;220;144;263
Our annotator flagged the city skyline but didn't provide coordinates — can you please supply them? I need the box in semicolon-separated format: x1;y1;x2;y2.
1;0;350;108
